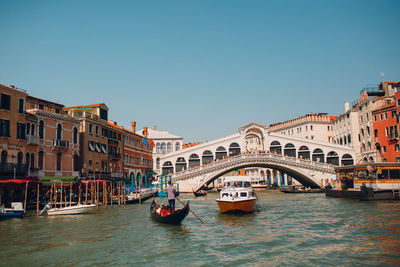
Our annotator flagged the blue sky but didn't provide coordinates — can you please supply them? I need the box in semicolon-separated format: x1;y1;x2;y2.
1;0;399;142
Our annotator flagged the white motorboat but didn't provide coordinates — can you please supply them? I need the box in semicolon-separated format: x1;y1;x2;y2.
46;203;97;216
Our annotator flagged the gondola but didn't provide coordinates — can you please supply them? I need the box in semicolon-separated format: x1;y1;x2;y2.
150;199;190;225
280;188;325;194
193;190;207;197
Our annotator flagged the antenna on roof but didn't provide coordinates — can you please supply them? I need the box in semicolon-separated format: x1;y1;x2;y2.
381;72;384;83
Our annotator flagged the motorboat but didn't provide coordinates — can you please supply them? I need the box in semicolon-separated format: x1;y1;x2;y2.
125;188;156;204
216;176;257;213
0;202;24;219
46;203;97;216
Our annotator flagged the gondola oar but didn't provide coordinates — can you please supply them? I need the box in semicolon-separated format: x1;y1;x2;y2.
176;197;204;224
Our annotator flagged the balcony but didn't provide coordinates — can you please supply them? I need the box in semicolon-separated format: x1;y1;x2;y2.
0;163;28;178
53;140;70;148
108;153;121;161
26;135;39;145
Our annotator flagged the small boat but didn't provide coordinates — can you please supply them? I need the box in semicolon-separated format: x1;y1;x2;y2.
193;189;207;197
125;188;156;204
216;176;258;213
0;202;25;219
150;200;190;225
46;203;97;216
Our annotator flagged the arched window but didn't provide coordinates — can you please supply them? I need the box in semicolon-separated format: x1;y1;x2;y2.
39;120;44;139
175;157;187;172
284;143;296;157
30;153;35;169
74;154;80;171
31;124;35;136
73;127;78;144
56;123;62;140
56;152;62;171
341;154;354;166
26;123;30;135
298;145;310;159
229;142;241;156
167;142;172;153
270;141;282;154
38;151;44;170
215;147;227;160
312;148;324;163
160;142;166;153
156;143;161;153
188;154;200;168
327;151;339;166
348;134;351;144
17;152;23;164
162;161;173;175
202;150;214;164
156;158;160;169
175;142;180;151
1;150;7;163
26;152;30;166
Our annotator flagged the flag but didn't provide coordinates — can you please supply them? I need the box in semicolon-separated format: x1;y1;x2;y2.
142;137;150;148
0;204;5;214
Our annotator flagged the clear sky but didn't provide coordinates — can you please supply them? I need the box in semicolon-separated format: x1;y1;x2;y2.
1;0;399;143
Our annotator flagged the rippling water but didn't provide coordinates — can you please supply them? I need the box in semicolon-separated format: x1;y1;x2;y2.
1;191;400;266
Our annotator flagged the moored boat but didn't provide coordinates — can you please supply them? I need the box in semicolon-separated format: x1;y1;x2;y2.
193;189;207;197
216;176;257;213
281;188;325;194
150;200;190;225
0;202;25;219
326;163;400;200
125;188;157;204
46;203;97;216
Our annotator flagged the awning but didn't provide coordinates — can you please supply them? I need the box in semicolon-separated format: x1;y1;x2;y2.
145;170;157;175
0;179;40;184
39;176;78;186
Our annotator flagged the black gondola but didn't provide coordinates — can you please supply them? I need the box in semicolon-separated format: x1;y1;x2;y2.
150;199;190;225
280;188;325;194
193;190;207;197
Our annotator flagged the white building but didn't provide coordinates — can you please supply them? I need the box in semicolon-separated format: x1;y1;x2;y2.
269;113;336;143
332;102;361;163
140;126;183;176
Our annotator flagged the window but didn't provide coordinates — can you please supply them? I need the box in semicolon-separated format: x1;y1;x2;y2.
380;114;383;120
38;151;44;170
56;124;62;140
386;127;389;136
366;113;369;121
1;150;7;163
89;124;93;135
385;113;388;120
374;129;378;138
175;142;180;151
17;123;25;140
0;119;10;137
348;134;351;144
73;127;78;144
55;108;60;114
56;152;62;171
18;98;24;113
383;146;387;153
39;104;44;110
100;108;108;120
167;142;172;153
31;124;35;136
118;133;121;141
26;123;30;135
395;144;400;152
95;125;99;136
1;93;10;110
374;115;377;122
39;121;44;139
310;125;313;131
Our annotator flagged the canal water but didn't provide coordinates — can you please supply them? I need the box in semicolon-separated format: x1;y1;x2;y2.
1;191;400;266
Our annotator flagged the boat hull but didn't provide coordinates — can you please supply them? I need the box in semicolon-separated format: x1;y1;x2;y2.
150;200;190;225
126;192;155;204
0;209;24;219
216;199;256;213
326;188;400;200
47;204;97;216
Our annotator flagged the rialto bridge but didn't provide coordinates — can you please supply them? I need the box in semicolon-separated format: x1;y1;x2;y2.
157;122;355;192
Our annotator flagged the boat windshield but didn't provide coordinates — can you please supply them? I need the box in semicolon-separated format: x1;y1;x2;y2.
244;182;251;187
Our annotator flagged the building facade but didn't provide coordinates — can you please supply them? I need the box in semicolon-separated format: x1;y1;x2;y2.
0;84;28;179
269;113;336;143
26;95;80;178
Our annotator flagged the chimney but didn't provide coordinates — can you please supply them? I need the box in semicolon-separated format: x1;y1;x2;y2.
10;85;15;88
344;101;350;112
131;121;136;133
154;125;157;130
144;127;148;138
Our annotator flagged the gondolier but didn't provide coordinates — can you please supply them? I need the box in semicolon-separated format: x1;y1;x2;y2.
164;181;176;212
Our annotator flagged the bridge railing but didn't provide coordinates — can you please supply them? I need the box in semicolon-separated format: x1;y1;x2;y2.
173;151;335;177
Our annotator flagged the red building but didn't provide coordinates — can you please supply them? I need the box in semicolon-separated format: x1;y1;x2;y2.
372;91;400;162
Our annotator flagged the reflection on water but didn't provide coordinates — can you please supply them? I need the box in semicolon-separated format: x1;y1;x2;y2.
1;191;400;266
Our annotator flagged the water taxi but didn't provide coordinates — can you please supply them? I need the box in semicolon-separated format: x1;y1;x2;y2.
251;177;268;190
216;176;257;213
326;163;400;200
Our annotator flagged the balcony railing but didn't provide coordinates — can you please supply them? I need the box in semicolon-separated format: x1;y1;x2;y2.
0;163;28;177
53;139;70;148
26;135;39;145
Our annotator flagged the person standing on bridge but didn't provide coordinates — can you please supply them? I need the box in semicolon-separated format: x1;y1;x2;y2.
164;181;177;212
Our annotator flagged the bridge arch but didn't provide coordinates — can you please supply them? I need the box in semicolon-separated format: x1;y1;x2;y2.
188;154;200;168
229;142;241;156
193;161;322;191
298;145;310;160
312;148;324;163
162;161;173;175
216;146;227;160
270;141;282;154
284;143;296;157
202;150;213;165
175;157;187;172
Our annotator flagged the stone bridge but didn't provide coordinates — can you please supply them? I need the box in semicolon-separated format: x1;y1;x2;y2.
172;152;336;192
